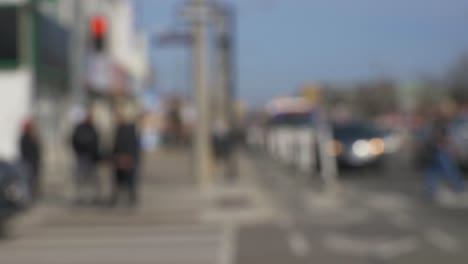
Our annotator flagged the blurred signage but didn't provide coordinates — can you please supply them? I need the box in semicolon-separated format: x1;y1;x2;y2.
299;83;321;105
86;54;112;93
36;12;70;94
156;29;192;47
265;97;311;115
0;6;18;66
37;13;69;70
179;2;211;22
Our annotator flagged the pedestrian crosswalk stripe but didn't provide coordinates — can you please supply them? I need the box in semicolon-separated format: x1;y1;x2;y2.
0;225;226;264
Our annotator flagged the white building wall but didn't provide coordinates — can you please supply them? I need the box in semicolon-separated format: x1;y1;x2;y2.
107;0;149;93
0;69;33;160
48;0;149;95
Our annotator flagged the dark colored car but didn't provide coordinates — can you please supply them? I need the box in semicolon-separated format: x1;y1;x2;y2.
330;122;386;167
0;161;30;222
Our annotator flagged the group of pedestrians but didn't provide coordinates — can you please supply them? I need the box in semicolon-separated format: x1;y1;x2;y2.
71;108;141;207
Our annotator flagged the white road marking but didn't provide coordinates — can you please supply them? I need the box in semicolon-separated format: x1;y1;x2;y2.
288;230;310;257
364;193;411;213
305;207;371;227
374;237;420;260
323;233;420;259
435;188;461;208
276;214;310;257
219;225;237;264
3;235;221;248
323;234;371;257
0;225;224;264
424;228;461;253
390;212;415;229
435;188;468;209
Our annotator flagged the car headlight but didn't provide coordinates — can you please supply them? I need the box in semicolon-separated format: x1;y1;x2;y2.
4;182;26;203
369;138;385;155
352;138;385;158
352;140;370;158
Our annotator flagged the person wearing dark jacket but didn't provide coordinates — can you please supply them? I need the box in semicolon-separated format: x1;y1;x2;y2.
71;112;100;204
110;112;141;207
20;119;42;199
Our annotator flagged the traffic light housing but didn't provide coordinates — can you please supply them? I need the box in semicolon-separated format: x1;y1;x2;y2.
90;15;107;52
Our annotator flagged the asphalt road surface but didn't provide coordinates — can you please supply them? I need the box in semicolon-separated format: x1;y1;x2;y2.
236;152;468;264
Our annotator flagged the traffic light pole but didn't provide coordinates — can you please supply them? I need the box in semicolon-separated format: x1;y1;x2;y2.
213;3;237;181
70;0;86;105
190;0;213;191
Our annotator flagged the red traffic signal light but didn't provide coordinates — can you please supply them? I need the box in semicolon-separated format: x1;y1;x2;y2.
90;15;107;37
90;16;107;52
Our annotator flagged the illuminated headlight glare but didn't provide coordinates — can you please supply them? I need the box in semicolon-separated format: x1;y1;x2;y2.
369;138;385;155
4;183;25;203
352;140;370;158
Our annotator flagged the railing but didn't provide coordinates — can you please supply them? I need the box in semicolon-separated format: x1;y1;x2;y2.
247;123;339;190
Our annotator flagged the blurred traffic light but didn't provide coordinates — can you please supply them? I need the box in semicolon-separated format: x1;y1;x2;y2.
90;15;107;52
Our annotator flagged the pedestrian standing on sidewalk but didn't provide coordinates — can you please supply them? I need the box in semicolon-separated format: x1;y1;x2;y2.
19;118;42;200
212;119;230;162
167;103;182;147
71;110;101;204
110;109;141;207
423;111;465;200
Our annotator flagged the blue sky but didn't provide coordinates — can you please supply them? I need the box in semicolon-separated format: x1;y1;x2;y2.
135;0;468;106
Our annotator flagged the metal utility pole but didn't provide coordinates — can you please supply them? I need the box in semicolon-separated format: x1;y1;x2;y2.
213;2;237;181
317;107;339;194
189;0;212;191
213;4;228;121
70;0;86;105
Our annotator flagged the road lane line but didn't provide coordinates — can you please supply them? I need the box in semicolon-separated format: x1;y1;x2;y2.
219;225;236;264
323;233;420;259
288;230;310;257
390;212;415;229
374;236;420;260
424;227;461;253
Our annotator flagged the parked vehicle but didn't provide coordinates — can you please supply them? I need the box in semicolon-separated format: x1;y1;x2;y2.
0;161;30;220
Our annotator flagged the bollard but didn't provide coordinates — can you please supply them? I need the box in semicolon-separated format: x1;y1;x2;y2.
317;121;339;193
292;130;300;173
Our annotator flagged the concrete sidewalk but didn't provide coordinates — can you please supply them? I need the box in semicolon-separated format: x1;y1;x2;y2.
10;149;275;232
202;151;276;225
8;150;200;233
3;148;274;264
